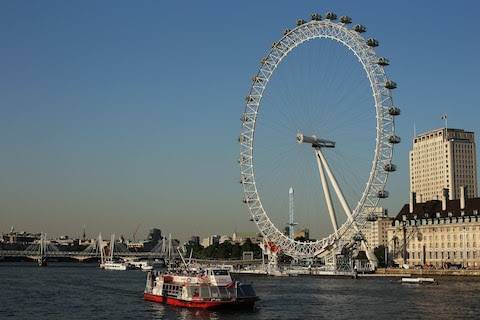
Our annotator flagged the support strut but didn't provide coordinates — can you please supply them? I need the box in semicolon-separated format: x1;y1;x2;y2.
316;148;353;221
314;148;338;233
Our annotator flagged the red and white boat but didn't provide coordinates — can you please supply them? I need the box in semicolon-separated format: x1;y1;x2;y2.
144;267;259;310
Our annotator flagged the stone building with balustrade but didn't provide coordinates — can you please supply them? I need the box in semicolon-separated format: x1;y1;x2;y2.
388;188;480;268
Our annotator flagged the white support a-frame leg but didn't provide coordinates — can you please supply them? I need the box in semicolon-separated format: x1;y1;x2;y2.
316;148;353;222
314;148;338;233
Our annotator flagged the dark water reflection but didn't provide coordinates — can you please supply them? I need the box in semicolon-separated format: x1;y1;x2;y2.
1;262;479;319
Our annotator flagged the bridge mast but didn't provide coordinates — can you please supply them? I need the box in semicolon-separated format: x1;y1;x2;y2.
38;233;47;267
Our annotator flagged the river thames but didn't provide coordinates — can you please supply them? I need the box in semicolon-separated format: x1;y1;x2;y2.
1;262;479;319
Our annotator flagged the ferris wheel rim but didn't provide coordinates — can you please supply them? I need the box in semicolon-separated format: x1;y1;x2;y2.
239;17;398;259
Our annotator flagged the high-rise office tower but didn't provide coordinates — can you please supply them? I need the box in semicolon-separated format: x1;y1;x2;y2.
409;128;477;202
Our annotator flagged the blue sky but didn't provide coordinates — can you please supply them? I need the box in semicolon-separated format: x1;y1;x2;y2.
1;1;479;240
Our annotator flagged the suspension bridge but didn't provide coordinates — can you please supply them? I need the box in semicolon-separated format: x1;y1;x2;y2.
0;233;263;267
0;233;174;263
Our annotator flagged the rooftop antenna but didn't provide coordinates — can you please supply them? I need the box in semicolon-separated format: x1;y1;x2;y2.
441;114;448;129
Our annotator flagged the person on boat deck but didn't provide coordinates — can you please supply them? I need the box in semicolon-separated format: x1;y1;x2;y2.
193;289;199;297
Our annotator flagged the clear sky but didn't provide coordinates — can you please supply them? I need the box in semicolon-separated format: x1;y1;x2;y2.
1;0;479;241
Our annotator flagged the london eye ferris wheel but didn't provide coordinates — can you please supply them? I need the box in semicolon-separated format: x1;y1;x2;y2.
239;12;400;260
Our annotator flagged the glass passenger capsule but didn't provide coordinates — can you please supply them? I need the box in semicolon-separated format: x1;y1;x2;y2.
311;13;321;21
296;19;306;26
367;38;379;47
325;12;337;20
388;135;401;144
388;106;401;116
354;24;366;33
385;80;397;89
384;163;397;172
340;16;352;24
377;57;390;66
377;190;389;198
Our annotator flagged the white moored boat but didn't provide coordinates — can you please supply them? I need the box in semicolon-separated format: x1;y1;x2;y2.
401;277;436;284
99;234;131;271
100;261;129;271
123;258;164;271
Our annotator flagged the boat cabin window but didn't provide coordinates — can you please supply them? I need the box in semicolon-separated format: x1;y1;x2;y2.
163;284;181;297
200;286;210;298
186;286;200;298
212;269;229;276
218;287;232;298
210;287;220;298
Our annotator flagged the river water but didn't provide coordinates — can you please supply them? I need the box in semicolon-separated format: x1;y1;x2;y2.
1;262;479;319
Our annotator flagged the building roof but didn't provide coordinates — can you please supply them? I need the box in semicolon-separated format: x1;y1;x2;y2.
394;198;480;221
415;127;474;138
413;128;475;145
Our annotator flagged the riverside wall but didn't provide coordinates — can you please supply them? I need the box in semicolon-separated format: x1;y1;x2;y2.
375;268;480;277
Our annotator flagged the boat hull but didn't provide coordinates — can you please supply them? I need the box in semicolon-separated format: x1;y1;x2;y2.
143;293;256;310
